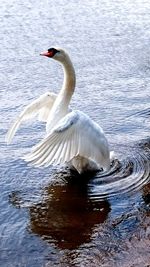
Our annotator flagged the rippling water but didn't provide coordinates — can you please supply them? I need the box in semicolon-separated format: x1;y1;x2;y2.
0;0;150;266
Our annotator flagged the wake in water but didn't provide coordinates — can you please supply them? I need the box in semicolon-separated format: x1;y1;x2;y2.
88;138;150;200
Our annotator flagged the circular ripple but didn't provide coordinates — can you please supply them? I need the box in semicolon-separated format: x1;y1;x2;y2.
88;140;150;200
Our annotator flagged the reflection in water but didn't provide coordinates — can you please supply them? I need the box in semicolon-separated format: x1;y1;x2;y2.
142;181;150;206
29;174;110;250
8;139;149;253
8;150;150;265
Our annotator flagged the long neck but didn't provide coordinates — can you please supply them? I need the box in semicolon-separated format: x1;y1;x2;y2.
53;54;76;111
46;54;76;132
60;55;76;101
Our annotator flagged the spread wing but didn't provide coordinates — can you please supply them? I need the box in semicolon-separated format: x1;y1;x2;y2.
6;92;57;144
24;110;110;170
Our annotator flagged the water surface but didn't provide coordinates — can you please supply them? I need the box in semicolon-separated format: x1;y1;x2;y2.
0;0;150;266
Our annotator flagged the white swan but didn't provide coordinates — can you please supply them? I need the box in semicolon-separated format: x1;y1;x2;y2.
6;47;110;174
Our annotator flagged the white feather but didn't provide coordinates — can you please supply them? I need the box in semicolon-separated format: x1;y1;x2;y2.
6;92;56;144
24;111;110;171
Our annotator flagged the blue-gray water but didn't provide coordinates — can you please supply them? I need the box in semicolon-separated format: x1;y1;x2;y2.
0;0;150;266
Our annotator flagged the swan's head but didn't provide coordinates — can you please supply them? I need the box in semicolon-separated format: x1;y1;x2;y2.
40;47;68;63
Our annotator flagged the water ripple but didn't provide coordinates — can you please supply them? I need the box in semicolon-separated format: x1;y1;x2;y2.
89;140;150;200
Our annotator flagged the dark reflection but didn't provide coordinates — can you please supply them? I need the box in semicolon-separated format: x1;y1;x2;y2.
29;172;111;250
141;138;150;205
142;182;150;206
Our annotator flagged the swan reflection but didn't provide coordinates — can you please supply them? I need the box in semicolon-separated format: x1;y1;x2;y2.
29;174;111;249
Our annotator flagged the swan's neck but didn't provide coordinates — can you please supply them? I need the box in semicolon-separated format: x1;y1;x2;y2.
55;55;76;110
46;55;76;132
61;56;76;100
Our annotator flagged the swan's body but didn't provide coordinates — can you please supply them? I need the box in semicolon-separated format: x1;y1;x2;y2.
6;47;110;174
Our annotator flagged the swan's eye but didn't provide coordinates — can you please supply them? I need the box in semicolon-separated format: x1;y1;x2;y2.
47;48;59;57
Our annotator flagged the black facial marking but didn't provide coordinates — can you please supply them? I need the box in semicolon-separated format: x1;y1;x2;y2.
47;48;59;56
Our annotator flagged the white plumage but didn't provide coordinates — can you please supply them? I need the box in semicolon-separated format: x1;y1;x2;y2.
6;92;56;144
6;47;110;174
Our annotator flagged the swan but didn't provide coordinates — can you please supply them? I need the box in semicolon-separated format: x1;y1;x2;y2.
6;47;110;174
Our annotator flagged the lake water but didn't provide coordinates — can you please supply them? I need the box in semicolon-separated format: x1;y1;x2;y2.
0;0;150;266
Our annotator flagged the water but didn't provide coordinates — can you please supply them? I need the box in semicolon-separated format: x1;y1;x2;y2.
0;0;150;266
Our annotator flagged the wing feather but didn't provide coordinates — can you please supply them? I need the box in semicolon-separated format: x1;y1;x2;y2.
6;92;57;144
24;110;110;170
